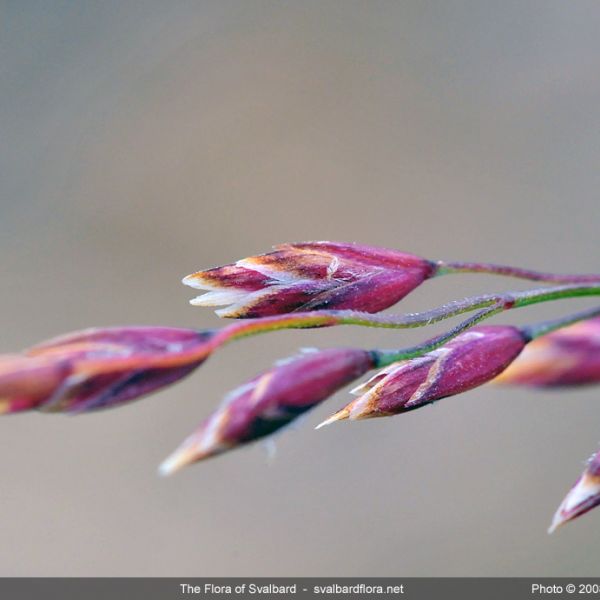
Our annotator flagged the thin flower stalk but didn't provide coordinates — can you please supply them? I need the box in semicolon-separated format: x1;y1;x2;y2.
200;282;600;364
435;259;600;284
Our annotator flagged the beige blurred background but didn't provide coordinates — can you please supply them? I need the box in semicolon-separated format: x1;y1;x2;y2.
2;0;600;576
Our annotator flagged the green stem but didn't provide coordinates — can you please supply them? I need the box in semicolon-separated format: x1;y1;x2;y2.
372;305;504;367
214;282;600;350
523;305;600;340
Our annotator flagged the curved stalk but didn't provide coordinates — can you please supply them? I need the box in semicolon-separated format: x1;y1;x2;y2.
216;282;600;347
73;283;600;374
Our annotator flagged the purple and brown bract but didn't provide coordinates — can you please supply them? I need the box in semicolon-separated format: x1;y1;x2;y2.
0;354;72;414
549;449;600;533
494;316;600;387
317;325;528;426
183;241;434;318
159;347;374;475
0;326;214;414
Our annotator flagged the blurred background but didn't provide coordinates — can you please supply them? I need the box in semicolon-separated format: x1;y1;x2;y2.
2;0;600;576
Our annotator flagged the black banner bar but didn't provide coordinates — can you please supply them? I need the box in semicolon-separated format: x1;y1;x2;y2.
2;578;600;600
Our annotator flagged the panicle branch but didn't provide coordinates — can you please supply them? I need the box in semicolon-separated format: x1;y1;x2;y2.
2;240;600;533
